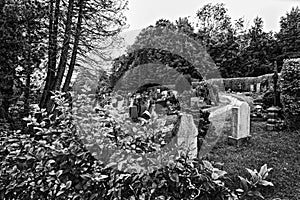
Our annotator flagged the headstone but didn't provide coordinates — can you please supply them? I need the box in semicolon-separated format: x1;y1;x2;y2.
228;101;251;146
111;98;117;107
177;114;198;158
256;83;261;93
208;86;218;106
129;105;138;120
117;100;124;109
250;84;254;92
191;97;199;108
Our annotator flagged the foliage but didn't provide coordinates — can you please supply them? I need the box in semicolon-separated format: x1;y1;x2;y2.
238;17;276;77
0;93;109;199
196;3;232;45
40;0;128;110
208;73;274;92
194;81;219;105
0;92;274;199
195;4;278;78
280;58;300;129
276;6;300;64
0;0;46;119
110;18;222;88
197;110;211;153
261;88;283;109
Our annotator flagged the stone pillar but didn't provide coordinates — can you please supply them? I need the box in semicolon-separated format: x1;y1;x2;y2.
266;106;283;131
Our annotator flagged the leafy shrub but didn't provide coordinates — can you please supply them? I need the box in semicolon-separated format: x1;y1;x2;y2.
0;92;274;199
208;73;274;92
0;93;110;199
194;81;219;105
262;90;275;108
280;58;300;129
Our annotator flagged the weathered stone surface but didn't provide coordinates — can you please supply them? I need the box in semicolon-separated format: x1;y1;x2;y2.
256;83;261;93
228;101;251;145
250;84;254;92
177;114;198;158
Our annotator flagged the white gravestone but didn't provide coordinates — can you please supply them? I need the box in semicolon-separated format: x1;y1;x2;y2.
250;84;254;92
177;114;198;158
256;83;261;93
228;101;251;146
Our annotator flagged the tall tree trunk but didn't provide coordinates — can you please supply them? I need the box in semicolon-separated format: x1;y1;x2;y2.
24;24;32;116
24;65;31;116
62;0;85;92
40;0;61;109
54;0;75;90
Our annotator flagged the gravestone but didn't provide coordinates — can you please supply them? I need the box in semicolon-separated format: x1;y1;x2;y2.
129;99;138;120
250;84;254;92
208;86;218;106
177;114;198;158
117;100;124;109
228;101;251;146
256;83;261;93
191;97;199;108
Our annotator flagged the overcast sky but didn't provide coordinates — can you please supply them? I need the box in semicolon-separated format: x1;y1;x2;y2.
124;0;299;32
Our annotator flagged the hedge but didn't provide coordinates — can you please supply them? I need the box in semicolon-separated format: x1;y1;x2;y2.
280;58;300;129
204;73;276;92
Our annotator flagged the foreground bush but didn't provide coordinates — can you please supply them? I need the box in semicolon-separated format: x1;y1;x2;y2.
280;58;300;129
0;92;274;199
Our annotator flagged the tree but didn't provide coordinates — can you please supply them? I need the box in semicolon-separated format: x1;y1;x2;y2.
195;4;277;78
238;17;276;77
175;17;196;39
39;0;128;110
20;1;47;114
276;6;300;65
110;18;224;88
0;0;19;120
196;3;243;78
0;0;46;119
196;3;233;46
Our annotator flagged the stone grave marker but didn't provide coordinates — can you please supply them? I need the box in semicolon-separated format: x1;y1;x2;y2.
191;97;199;108
228;101;251;146
256;83;261;93
250;84;254;92
117;99;124;109
177;114;198;158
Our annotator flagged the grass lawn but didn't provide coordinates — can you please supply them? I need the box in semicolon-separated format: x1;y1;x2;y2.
204;121;300;200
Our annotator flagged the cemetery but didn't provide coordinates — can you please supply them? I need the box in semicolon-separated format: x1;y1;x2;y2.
0;1;299;200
